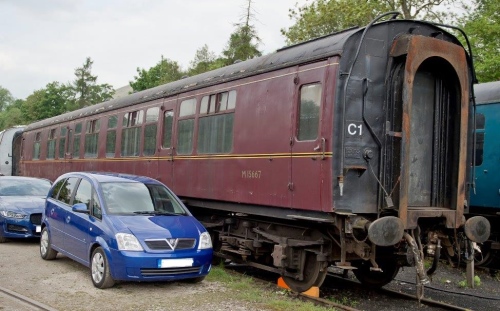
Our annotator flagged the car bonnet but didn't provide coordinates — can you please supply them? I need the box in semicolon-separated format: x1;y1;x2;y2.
0;196;46;212
111;214;205;239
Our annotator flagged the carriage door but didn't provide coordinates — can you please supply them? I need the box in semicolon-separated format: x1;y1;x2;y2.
291;61;330;211
156;99;176;188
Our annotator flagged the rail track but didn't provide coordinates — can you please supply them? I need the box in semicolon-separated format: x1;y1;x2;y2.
225;262;498;311
0;285;58;311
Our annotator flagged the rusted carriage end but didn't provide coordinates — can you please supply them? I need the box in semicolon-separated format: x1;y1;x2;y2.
391;34;468;230
384;34;488;244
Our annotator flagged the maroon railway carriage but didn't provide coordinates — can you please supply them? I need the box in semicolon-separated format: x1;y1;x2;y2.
18;15;489;292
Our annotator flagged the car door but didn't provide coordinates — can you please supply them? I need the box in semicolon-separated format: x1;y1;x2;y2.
45;177;79;249
65;178;92;264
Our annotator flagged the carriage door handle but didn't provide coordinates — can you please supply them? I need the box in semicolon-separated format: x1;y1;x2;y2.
313;138;326;160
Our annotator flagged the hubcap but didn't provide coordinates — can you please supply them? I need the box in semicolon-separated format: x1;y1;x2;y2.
92;252;104;283
40;231;48;255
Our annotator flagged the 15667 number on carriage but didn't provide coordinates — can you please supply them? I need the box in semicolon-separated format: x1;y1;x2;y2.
241;170;261;179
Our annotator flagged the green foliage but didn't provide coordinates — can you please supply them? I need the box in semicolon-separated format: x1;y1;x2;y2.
222;24;262;65
457;275;482;288
129;56;184;92
281;0;459;44
206;266;335;311
69;57;115;109
222;0;261;64
460;0;500;82
0;86;14;112
20;82;71;123
474;275;481;286
188;44;224;76
458;279;467;288
0;99;24;130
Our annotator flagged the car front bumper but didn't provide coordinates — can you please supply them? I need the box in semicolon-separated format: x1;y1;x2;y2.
107;248;213;282
0;216;41;239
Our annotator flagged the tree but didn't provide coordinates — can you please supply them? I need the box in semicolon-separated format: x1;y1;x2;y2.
281;0;460;44
21;82;71;123
0;86;14;112
222;0;262;64
460;0;500;82
129;56;184;92
0;99;24;130
188;44;223;76
70;57;114;109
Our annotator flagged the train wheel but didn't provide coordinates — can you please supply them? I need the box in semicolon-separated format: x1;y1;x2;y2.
352;258;400;288
475;241;493;267
283;252;326;292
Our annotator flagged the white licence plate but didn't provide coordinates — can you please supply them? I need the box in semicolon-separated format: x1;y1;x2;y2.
158;258;193;268
35;225;41;233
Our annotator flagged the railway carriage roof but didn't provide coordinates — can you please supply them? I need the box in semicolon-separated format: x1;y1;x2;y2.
25;19;460;132
474;81;500;105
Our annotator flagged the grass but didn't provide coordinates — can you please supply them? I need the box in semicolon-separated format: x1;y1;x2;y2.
206;264;341;311
457;275;481;288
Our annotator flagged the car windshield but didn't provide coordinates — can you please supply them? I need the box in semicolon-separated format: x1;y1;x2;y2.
0;178;51;196
101;182;186;215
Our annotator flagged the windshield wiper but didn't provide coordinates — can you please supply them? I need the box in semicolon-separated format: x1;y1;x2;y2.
133;211;179;216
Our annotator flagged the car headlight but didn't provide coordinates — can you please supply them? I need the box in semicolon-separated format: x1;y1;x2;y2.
116;233;144;251
198;231;212;250
0;210;27;219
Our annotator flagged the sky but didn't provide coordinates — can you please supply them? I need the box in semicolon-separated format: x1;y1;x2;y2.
0;0;309;100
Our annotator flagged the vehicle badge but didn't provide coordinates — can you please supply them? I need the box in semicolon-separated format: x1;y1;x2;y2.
165;238;178;249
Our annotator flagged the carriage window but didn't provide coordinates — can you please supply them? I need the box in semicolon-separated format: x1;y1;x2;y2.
198;114;234;154
85;119;100;158
475;113;485;129
47;129;56;159
297;83;322;141
197;91;236;154
121;110;142;157
200;90;237;115
73;123;82;158
123;110;144;127
162;111;174;148
177;119;194;154
58;127;67;159
475;132;485;166
33;132;41;160
143;107;159;156
106;115;118;158
177;99;196;155
146;107;159;123
179;98;196;117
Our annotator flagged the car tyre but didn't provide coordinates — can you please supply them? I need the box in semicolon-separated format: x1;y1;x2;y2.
91;247;115;289
40;227;57;260
0;236;7;243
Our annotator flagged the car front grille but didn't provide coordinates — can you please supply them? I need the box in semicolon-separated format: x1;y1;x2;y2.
30;213;42;225
145;238;196;250
140;267;201;276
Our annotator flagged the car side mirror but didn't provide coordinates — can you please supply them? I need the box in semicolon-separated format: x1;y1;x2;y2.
72;203;90;214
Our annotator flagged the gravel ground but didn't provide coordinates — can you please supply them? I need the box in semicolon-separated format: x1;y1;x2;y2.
0;239;267;311
324;260;500;311
2;239;499;311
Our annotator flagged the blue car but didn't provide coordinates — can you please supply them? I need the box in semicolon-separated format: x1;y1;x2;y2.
40;172;213;288
0;176;52;242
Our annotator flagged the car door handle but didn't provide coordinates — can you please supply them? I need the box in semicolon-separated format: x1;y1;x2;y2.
66;216;71;223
